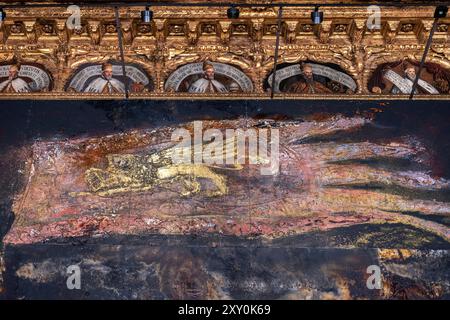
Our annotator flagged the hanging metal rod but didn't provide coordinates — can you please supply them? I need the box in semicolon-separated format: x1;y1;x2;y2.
1;2;449;9
408;17;439;100
114;6;129;99
271;6;283;99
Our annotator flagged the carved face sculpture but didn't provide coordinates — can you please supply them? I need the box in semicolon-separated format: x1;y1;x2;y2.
169;24;184;35
10;24;23;34
234;24;248;34
42;24;54;34
202;24;215;34
401;23;414;33
74;25;85;35
138;24;152;34
105;24;117;33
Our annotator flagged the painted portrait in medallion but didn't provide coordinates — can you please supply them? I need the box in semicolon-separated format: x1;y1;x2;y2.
164;61;254;94
65;61;154;94
369;59;450;95
0;62;53;93
265;61;357;94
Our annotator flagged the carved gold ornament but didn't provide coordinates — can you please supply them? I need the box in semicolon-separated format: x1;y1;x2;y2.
0;3;448;99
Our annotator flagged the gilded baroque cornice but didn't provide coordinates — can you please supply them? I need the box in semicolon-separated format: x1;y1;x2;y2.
0;3;449;97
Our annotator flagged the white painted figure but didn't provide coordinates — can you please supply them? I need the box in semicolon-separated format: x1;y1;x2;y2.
84;62;125;94
188;61;228;93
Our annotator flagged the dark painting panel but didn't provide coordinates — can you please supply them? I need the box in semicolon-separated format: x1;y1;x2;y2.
0;100;449;299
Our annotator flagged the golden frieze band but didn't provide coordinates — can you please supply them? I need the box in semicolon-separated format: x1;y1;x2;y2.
0;3;448;98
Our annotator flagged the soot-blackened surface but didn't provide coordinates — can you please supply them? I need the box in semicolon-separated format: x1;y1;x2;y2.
1;100;450;299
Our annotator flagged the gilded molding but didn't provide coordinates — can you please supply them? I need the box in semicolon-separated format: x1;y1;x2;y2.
0;4;448;98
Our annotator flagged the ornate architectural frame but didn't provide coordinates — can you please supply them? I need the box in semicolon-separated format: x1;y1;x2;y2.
0;2;449;100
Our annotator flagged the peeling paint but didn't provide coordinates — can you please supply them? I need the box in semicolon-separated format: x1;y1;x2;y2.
1;100;450;299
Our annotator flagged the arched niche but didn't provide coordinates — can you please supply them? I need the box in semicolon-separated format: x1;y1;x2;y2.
264;61;357;94
64;61;154;93
368;59;450;95
0;61;53;93
164;61;254;93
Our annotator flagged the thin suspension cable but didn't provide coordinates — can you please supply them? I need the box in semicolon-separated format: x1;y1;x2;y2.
409;17;439;99
114;6;129;99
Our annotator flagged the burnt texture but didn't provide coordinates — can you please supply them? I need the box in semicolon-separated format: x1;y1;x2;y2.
0;100;450;299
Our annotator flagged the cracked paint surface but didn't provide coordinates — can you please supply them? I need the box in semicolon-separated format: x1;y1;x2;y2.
1;100;450;299
4;114;450;245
